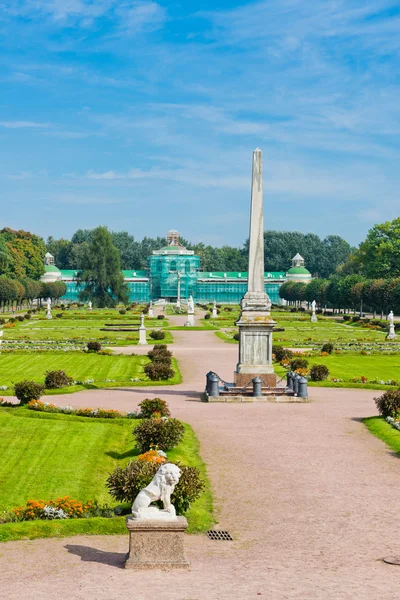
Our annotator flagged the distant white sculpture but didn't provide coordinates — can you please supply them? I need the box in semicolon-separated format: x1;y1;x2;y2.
132;463;181;520
88;301;92;311
185;295;195;326
212;300;217;319
46;298;52;320
310;300;317;323
176;272;181;309
387;310;397;340
148;300;154;318
138;312;147;345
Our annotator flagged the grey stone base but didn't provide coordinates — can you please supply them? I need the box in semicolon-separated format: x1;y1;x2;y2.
203;393;309;403
125;516;190;571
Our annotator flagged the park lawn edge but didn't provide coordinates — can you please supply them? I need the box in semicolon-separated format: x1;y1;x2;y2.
215;331;238;344
363;416;400;455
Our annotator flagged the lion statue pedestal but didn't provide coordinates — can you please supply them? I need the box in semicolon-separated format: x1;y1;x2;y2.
125;463;190;570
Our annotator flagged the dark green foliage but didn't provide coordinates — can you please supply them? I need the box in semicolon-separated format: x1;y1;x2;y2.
233;333;240;341
24;313;31;320
290;358;309;371
310;364;329;381
14;380;44;404
139;398;171;419
321;343;334;354
144;361;174;381
147;345;172;361
149;330;165;340
87;341;102;352
272;346;293;362
0;318;4;325
375;389;400;418
119;308;126;315
157;314;164;320
134;417;185;451
204;313;211;320
17;315;24;322
106;461;204;515
55;313;63;319
44;370;73;389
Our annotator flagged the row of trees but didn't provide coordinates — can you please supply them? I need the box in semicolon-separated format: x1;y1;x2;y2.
46;229;352;278
279;275;400;317
0;277;66;312
0;228;46;280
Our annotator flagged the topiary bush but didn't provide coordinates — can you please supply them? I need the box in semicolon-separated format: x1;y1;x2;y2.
147;345;172;361
44;370;73;389
204;313;211;320
157;314;164;320
310;364;329;381
55;313;63;319
17;315;24;322
273;346;293;362
233;333;240;341
149;330;165;341
134;417;185;451
144;361;174;381
24;313;32;320
321;343;334;354
375;389;400;418
87;341;101;352
139;398;171;419
106;460;204;515
119;308;126;315
290;357;309;371
14;380;44;404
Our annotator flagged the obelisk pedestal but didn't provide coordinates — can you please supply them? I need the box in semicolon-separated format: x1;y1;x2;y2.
234;149;276;388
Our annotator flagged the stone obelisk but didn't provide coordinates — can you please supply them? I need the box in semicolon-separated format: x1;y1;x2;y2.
234;149;276;387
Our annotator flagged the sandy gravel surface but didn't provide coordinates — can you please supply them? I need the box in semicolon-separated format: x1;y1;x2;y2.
1;310;400;599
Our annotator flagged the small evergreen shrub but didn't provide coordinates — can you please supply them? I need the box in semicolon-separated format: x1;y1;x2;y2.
204;313;211;320
139;398;171;419
17;315;24;322
157;314;164;320
233;333;240;341
321;343;334;354
134;417;185;451
55;313;63;319
9;317;16;323
290;307;297;312
44;370;73;389
144;361;174;381
375;389;400;418
290;358;309;371
14;380;44;404
0;318;5;325
24;313;32;320
273;346;293;362
119;309;126;315
310;364;329;381
147;345;172;361
87;341;101;352
149;330;165;340
106;460;204;514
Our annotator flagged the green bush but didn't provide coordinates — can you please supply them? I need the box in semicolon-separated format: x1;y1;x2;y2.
310;364;329;381
139;398;171;419
87;341;101;352
147;345;172;361
290;358;309;371
44;370;73;389
17;315;24;322
106;460;204;515
55;313;63;319
14;380;44;404
375;389;400;418
24;313;32;320
273;346;293;362
204;313;211;320
149;330;165;341
321;343;334;354
0;318;5;325
119;309;126;315
157;314;164;320
233;333;240;341
134;417;185;451
9;317;16;323
144;361;174;381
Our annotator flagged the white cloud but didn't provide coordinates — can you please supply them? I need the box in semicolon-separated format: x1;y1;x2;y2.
0;121;51;128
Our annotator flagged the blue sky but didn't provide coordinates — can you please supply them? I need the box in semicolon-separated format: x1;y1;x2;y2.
1;0;400;247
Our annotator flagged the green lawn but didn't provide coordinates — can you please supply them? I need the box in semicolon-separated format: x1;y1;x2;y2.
0;353;182;394
0;408;213;541
364;417;400;455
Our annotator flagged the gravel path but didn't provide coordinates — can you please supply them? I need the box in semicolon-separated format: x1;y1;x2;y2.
1;310;400;599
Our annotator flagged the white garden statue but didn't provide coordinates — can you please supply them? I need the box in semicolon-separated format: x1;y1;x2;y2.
131;463;181;520
310;299;317;323
387;310;397;340
187;295;194;314
46;297;52;320
88;301;92;311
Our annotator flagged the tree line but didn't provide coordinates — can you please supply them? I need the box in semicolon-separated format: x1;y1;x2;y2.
0;277;66;312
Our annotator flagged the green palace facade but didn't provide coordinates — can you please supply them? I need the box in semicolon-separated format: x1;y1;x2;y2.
42;231;311;305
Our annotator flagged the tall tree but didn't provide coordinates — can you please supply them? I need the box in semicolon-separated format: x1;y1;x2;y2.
354;217;400;278
77;226;128;307
0;228;45;279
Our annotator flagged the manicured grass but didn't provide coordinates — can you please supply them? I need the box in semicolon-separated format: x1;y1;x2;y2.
364;417;400;455
215;331;238;344
0;353;182;395
0;408;213;541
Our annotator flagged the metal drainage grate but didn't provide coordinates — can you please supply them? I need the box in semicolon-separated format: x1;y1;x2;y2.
207;530;233;541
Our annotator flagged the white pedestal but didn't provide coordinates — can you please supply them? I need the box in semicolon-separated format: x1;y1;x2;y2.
138;326;148;345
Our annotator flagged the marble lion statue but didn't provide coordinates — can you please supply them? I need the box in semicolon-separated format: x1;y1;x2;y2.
131;463;181;520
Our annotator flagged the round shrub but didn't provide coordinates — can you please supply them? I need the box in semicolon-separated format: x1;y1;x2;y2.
106;460;204;515
310;364;329;381
290;357;309;371
273;346;293;363
119;308;126;315
139;398;171;419
157;314;164;320
87;341;101;352
0;318;5;325
134;417;185;452
290;307;297;313
375;389;400;418
144;361;174;381
147;345;172;361
24;313;32;320
149;330;165;341
17;315;24;322
55;313;63;319
44;370;73;389
9;317;16;323
14;380;44;404
233;333;240;341
321;343;334;354
204;313;211;320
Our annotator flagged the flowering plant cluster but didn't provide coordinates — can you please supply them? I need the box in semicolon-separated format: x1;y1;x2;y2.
294;368;310;378
137;448;167;464
10;497;113;522
27;400;136;419
350;376;369;384
386;416;400;431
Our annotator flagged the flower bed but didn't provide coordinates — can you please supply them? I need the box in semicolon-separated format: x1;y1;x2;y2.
27;400;138;419
1;496;115;524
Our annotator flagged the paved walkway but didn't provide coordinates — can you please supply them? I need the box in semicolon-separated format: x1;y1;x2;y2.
1;310;400;599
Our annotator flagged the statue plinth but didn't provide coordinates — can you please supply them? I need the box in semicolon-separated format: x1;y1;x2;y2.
125;516;190;571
